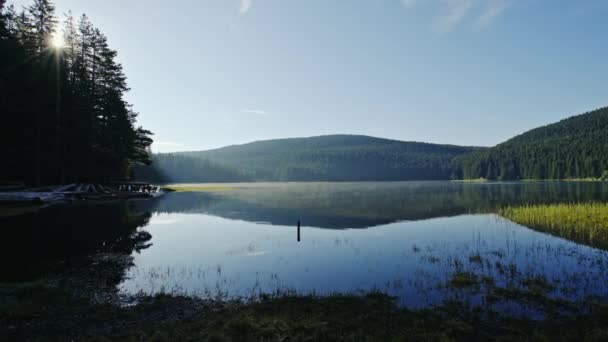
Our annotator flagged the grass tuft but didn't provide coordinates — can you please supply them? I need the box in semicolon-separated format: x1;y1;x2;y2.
450;272;479;288
499;203;608;250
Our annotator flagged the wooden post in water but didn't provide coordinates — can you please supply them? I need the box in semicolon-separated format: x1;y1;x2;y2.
297;220;301;242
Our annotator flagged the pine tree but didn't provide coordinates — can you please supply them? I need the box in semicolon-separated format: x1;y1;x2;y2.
27;0;56;51
0;0;153;184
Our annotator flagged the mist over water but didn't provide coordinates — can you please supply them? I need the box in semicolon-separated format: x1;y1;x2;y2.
4;181;608;315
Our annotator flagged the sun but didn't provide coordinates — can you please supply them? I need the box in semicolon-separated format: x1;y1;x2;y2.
50;31;65;49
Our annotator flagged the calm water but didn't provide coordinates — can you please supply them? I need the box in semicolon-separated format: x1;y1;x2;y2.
3;181;608;312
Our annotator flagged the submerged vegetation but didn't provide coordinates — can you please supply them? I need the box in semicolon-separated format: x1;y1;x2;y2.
3;248;608;341
5;289;608;341
499;203;608;250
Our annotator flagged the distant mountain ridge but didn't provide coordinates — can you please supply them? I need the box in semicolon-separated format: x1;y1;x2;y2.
137;135;482;182
135;106;608;182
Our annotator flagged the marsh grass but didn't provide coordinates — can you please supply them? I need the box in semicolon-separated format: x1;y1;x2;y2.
5;279;608;342
450;272;479;288
499;203;608;250
5;244;608;341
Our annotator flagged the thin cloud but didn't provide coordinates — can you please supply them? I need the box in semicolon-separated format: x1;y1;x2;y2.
243;109;269;115
435;0;476;34
476;0;512;29
239;0;253;15
400;0;513;33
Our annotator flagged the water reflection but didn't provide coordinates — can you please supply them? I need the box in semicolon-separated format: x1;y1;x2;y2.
119;181;608;313
139;181;608;229
119;213;608;313
0;202;152;281
3;181;608;316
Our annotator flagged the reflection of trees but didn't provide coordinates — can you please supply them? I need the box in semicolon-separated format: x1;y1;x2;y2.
141;182;608;229
0;202;152;281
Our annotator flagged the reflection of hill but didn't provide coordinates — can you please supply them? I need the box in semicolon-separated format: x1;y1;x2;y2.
141;182;608;229
0;202;152;281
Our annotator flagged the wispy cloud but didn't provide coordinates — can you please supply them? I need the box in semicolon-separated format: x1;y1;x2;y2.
475;0;512;29
239;0;253;15
400;0;513;33
435;0;476;33
243;109;269;116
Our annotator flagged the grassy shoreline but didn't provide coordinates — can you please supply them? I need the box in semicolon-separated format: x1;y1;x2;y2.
3;247;608;341
499;203;608;250
457;178;608;182
3;280;608;341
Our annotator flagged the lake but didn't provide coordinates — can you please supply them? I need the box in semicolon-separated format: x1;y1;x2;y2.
3;181;608;315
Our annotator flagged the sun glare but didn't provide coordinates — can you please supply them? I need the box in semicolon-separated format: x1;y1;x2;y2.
51;31;65;49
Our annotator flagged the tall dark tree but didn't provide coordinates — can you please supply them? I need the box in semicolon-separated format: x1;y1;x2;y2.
0;0;153;185
27;0;56;52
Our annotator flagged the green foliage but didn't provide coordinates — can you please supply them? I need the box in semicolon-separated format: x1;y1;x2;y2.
456;107;608;180
499;203;608;250
139;105;608;183
0;1;152;185
137;135;481;182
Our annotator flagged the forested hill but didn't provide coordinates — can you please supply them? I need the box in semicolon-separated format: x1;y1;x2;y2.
456;106;608;180
136;135;482;182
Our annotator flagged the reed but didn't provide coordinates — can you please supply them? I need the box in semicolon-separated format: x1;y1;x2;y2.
499;203;608;250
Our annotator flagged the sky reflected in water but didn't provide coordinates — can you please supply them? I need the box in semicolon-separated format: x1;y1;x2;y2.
3;181;608;314
118;182;608;311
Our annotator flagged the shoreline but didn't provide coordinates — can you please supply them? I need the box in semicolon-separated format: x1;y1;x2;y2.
163;179;608;191
3;283;608;341
3;244;608;341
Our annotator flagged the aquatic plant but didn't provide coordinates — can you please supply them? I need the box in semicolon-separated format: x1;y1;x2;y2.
450;272;478;288
499;203;608;250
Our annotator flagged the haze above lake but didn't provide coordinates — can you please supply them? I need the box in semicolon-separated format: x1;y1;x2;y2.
5;181;608;315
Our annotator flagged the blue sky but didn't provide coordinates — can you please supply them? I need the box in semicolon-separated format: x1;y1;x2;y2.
11;0;608;152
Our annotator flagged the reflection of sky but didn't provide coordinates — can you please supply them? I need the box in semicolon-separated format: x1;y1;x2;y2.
120;213;608;311
141;181;608;229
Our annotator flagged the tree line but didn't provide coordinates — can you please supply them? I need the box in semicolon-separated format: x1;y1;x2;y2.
454;106;608;180
136;135;481;182
0;0;152;186
137;104;608;183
